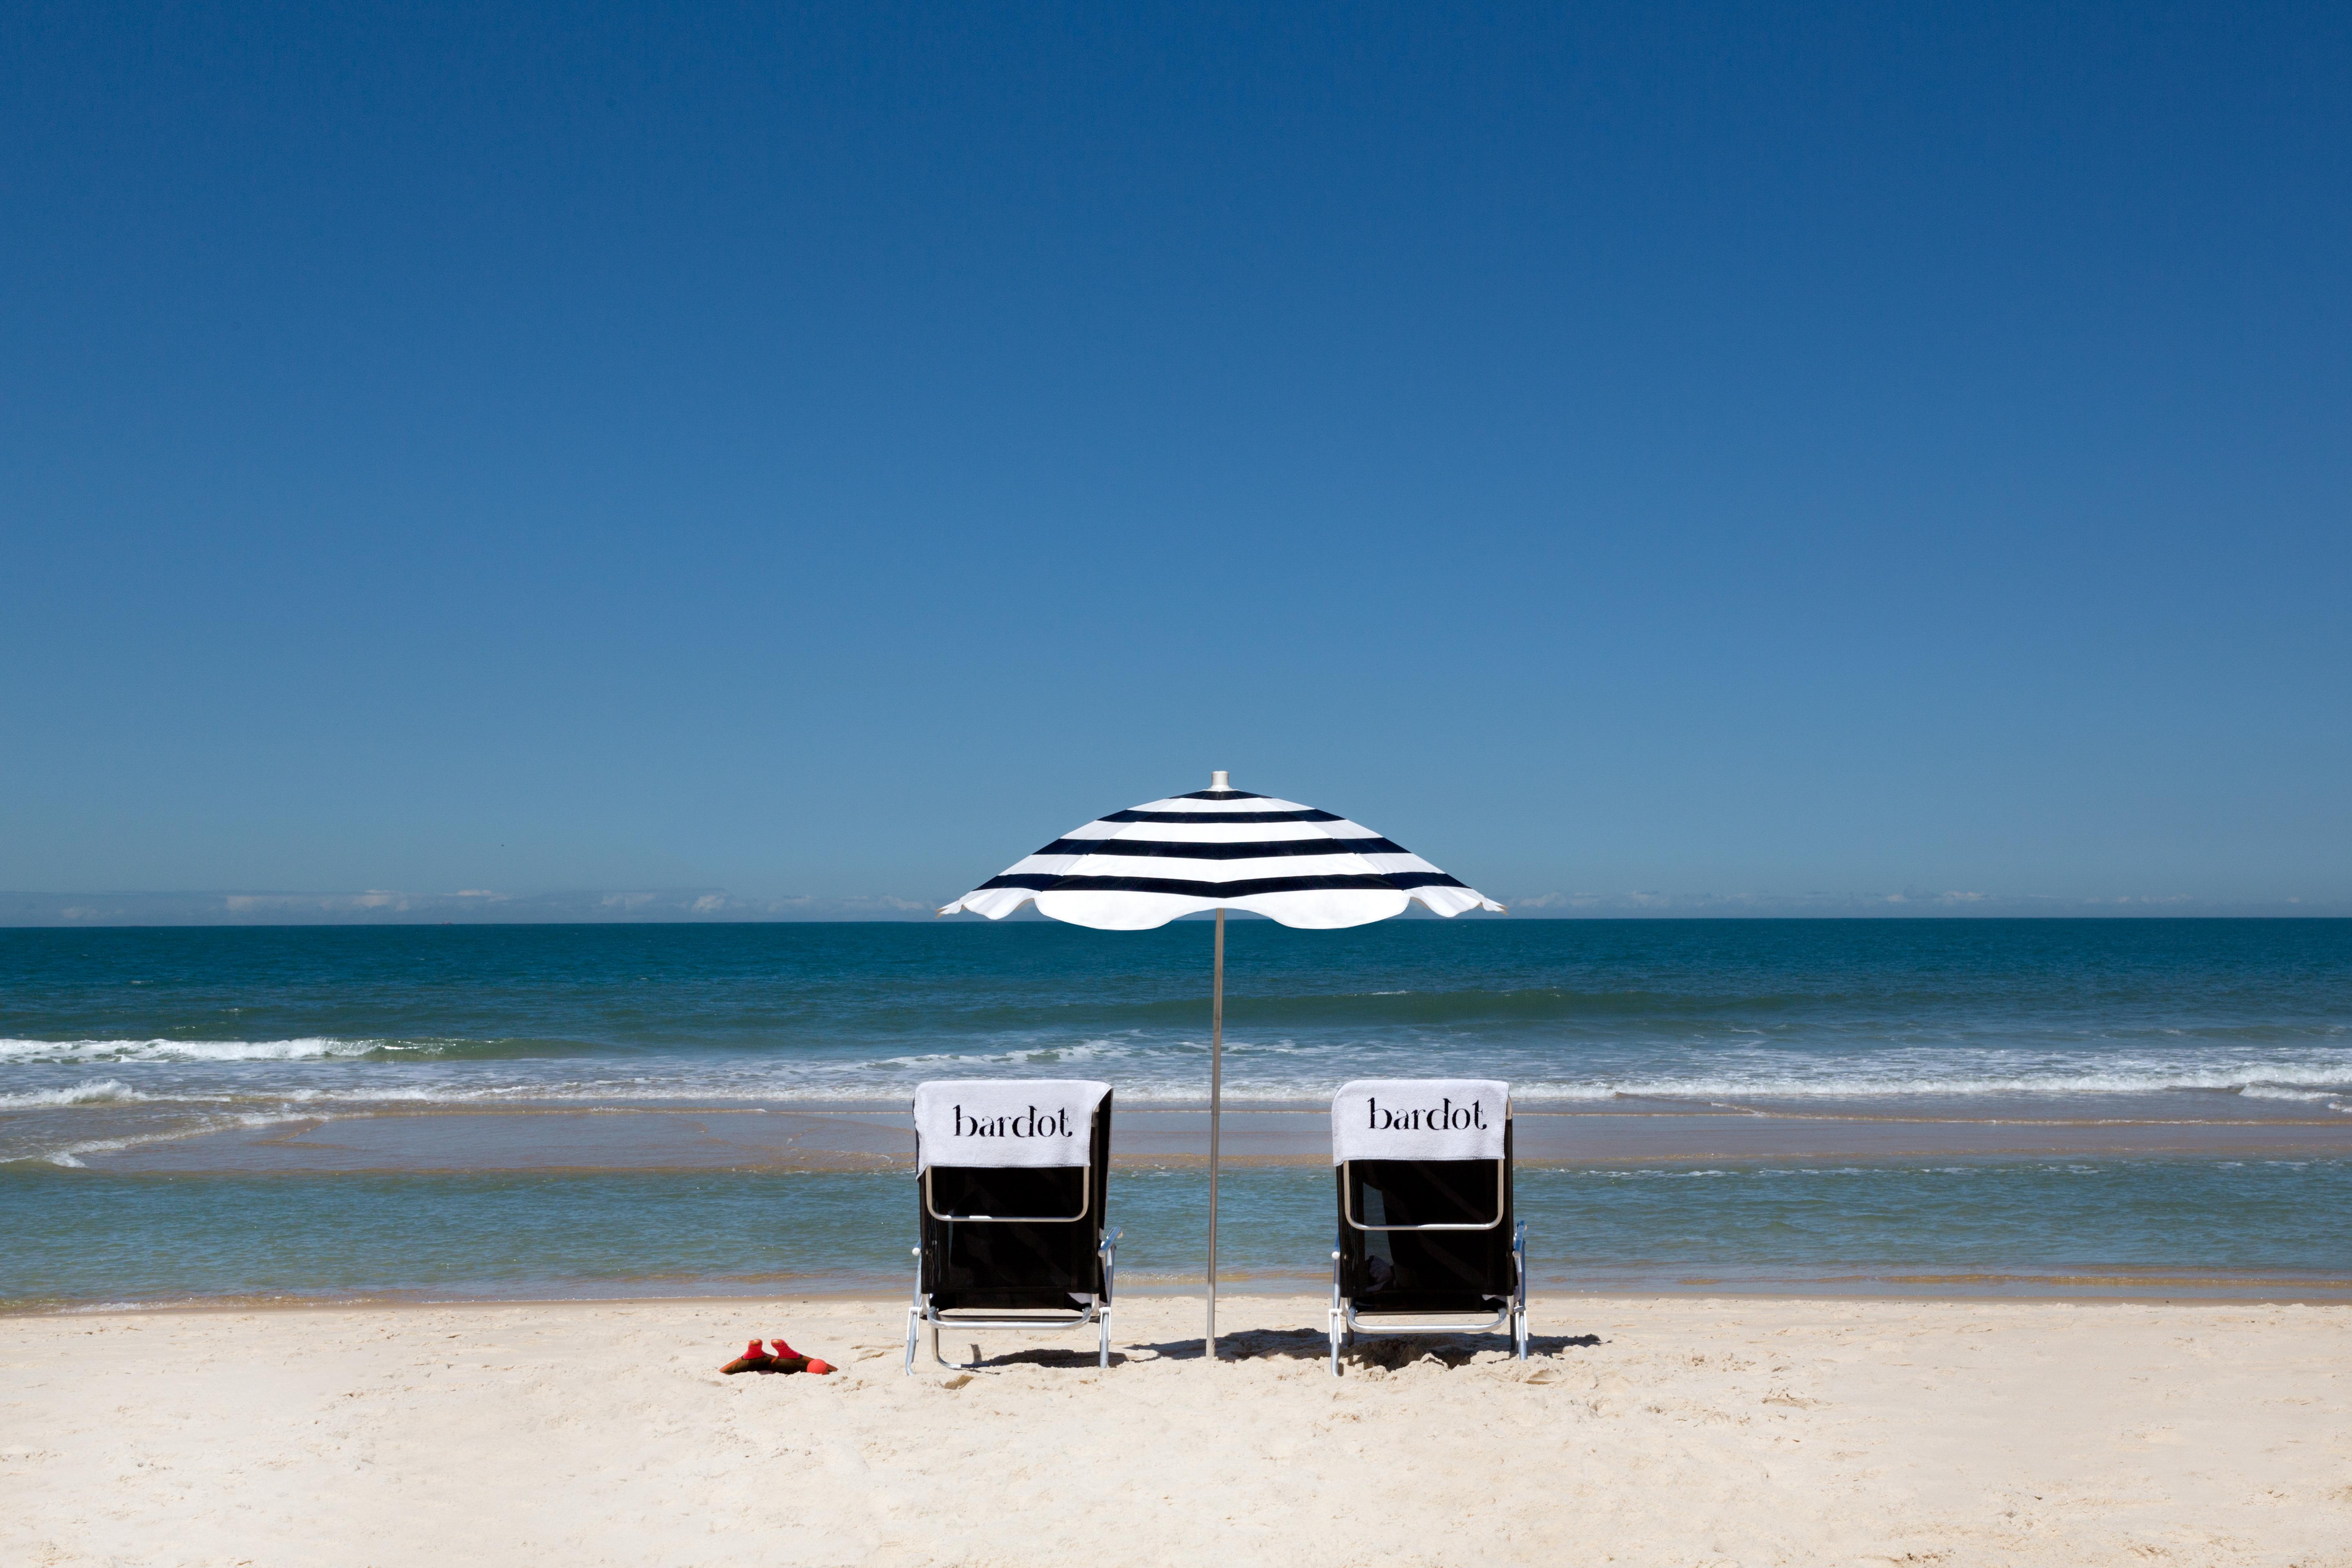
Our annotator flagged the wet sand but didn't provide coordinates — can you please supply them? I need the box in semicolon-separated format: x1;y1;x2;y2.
83;1101;2352;1174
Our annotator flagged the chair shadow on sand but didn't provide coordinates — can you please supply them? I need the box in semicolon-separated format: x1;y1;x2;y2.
953;1325;1603;1372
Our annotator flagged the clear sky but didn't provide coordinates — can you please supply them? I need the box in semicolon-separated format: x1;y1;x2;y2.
4;2;2347;916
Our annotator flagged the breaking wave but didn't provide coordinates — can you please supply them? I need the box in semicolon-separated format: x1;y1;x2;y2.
7;1039;2349;1109
1500;1059;2352;1105
0;1037;579;1064
0;1078;153;1109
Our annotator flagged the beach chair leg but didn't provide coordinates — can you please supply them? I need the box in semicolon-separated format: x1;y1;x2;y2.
1512;1219;1530;1360
1098;1227;1120;1371
904;1246;923;1376
1328;1241;1345;1376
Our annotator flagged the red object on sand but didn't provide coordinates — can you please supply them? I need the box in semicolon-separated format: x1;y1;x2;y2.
720;1339;782;1373
719;1336;831;1374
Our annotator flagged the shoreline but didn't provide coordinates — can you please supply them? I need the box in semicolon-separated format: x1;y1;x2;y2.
17;1134;2351;1314
17;1263;2352;1319
46;1102;2352;1176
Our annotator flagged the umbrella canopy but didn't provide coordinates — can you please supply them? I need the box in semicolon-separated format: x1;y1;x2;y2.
938;775;1503;929
940;772;1501;1362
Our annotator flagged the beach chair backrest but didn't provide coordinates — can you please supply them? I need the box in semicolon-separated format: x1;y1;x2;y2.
913;1079;1113;1298
1332;1078;1515;1303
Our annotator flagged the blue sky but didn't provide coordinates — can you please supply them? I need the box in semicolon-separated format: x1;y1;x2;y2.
3;2;2347;915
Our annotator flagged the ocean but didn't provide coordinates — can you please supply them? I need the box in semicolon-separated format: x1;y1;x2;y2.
4;918;2348;1310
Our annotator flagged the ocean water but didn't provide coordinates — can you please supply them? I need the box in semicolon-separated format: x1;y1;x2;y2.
7;1160;2350;1312
4;919;2349;1308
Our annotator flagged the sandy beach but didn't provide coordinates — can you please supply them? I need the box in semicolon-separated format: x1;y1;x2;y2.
5;1291;2346;1567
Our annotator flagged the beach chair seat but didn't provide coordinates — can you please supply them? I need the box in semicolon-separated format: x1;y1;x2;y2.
904;1080;1118;1372
1327;1078;1528;1374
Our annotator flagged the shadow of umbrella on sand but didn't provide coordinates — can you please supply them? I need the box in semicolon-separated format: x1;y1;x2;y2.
939;770;1503;1359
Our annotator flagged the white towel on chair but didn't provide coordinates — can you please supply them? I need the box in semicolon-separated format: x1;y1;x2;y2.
1331;1078;1509;1165
913;1079;1109;1172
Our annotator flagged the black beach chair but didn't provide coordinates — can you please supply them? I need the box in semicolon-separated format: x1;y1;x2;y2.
1327;1077;1528;1374
903;1079;1119;1372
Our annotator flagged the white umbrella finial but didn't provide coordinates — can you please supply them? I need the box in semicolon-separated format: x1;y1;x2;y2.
1210;769;1230;791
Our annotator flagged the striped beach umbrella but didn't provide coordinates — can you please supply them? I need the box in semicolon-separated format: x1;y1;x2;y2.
940;771;1502;1357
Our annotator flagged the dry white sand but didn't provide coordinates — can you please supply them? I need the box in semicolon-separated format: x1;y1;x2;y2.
4;1292;2347;1567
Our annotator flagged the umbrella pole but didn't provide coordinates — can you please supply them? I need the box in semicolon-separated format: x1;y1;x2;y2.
1207;906;1224;1361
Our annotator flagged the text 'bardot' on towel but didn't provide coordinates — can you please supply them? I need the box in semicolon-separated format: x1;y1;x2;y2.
949;1105;1076;1138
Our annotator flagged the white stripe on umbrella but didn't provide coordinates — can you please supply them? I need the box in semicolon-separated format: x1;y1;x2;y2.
938;771;1502;1360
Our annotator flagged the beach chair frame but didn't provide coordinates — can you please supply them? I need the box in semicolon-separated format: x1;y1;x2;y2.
902;1091;1119;1373
1326;1112;1529;1375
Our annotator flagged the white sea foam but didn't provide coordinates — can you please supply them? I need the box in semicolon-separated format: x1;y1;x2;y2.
1497;1062;2352;1105
2236;1086;2348;1105
0;1036;381;1063
5;1110;322;1169
0;1078;152;1109
863;1038;1139;1071
113;1062;2336;1111
134;1056;2352;1109
8;1028;2352;1115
